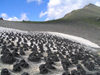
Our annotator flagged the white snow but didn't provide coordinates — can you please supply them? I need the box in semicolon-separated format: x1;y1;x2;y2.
47;32;100;48
0;27;100;75
0;27;27;33
0;27;100;48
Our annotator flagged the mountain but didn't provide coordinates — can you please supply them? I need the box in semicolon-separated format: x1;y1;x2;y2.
63;3;100;20
45;4;100;26
62;4;100;25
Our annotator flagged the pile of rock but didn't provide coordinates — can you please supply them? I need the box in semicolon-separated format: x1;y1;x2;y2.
0;31;100;75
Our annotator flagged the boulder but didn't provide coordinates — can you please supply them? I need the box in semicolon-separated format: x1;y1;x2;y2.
1;49;10;54
20;59;29;68
21;72;29;75
46;63;56;69
13;63;22;72
12;51;20;57
61;58;71;70
39;64;49;74
48;53;59;62
28;52;41;62
1;68;10;75
62;71;70;75
20;49;25;55
1;52;16;64
71;69;79;75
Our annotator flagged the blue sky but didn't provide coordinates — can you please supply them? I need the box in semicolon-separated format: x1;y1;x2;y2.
0;0;100;21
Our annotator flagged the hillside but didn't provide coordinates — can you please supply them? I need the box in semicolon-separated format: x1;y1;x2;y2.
63;4;100;19
41;4;100;26
59;4;100;25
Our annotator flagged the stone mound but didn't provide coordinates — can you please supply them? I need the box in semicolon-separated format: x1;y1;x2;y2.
0;30;100;75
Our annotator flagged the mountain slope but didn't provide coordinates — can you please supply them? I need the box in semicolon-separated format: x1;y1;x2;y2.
60;4;100;25
43;4;100;26
63;4;100;19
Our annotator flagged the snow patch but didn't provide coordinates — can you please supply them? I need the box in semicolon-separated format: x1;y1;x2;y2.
47;32;100;48
0;27;99;48
0;27;27;33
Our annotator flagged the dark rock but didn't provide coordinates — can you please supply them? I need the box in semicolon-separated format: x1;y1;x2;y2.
83;61;95;71
61;58;71;70
79;69;86;75
62;71;70;75
44;57;55;65
38;43;44;53
46;63;56;69
71;69;79;75
23;38;27;43
39;64;49;74
86;74;95;75
32;45;37;51
12;51;20;57
71;56;78;64
21;72;29;75
13;63;22;72
95;57;100;66
20;59;29;68
77;64;83;70
12;37;16;41
1;52;16;64
48;53;59;62
28;52;41;62
1;49;10;54
1;68;10;75
20;48;25;55
77;64;86;75
77;53;84;60
96;72;100;75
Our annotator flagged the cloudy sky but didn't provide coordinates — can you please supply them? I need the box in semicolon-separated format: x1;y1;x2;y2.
0;0;100;21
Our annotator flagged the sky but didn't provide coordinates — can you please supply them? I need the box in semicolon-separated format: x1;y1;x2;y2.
0;0;100;21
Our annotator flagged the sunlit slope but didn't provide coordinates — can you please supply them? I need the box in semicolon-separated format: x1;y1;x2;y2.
60;4;100;25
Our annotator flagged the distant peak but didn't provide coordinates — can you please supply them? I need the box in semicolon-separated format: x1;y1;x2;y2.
85;3;97;8
88;3;95;6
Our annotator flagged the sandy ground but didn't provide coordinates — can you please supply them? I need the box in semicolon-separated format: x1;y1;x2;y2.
0;20;100;47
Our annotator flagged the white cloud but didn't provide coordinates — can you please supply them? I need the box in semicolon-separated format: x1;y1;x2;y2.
0;13;28;21
20;13;28;21
40;0;100;21
27;0;42;4
39;11;47;18
95;2;100;6
1;13;8;18
7;17;20;21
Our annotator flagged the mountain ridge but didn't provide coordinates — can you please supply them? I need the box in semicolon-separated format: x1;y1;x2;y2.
43;3;100;26
63;3;100;20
